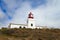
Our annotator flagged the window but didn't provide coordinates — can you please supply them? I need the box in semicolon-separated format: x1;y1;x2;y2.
19;26;21;28
23;27;25;28
31;24;33;26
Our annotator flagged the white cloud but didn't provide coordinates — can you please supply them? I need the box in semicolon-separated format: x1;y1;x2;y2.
1;0;60;28
11;2;32;24
0;8;11;27
0;8;5;18
32;0;60;28
9;0;60;28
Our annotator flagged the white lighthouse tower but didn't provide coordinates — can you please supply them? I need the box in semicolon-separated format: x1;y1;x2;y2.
27;12;35;28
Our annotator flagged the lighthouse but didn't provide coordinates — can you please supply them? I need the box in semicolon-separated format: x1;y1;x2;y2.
8;12;44;29
27;12;35;28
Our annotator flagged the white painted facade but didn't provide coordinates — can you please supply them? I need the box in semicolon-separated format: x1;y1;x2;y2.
27;18;35;28
8;12;45;29
9;23;27;28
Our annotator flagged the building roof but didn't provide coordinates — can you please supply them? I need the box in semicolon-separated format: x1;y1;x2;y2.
9;23;27;26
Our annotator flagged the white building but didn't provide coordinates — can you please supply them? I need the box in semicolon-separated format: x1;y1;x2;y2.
8;12;44;29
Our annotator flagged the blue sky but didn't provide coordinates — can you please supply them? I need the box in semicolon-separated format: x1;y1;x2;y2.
0;0;60;28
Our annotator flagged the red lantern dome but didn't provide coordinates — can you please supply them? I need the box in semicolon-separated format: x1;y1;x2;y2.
28;12;34;19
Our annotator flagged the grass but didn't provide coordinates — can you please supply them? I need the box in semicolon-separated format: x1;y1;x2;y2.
0;28;60;40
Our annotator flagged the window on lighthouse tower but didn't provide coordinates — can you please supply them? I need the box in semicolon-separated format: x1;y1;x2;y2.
31;23;33;26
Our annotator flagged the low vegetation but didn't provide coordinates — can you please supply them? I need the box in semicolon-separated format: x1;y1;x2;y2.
0;28;60;40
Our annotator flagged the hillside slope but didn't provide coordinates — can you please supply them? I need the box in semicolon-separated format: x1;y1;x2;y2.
0;28;60;40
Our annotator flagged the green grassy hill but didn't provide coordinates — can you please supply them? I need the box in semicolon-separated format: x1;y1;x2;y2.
0;28;60;40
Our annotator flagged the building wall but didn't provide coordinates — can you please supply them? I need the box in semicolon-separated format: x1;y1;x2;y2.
10;24;27;28
28;18;35;28
8;23;45;29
